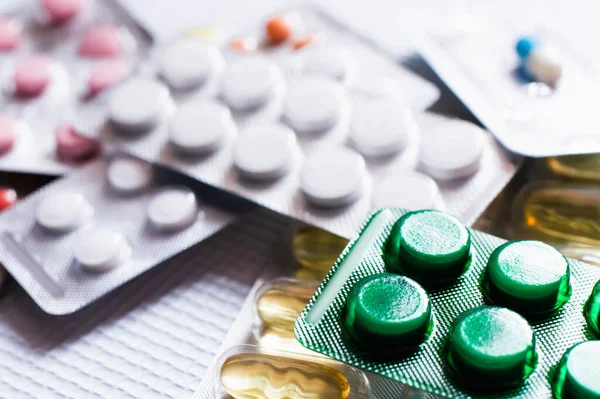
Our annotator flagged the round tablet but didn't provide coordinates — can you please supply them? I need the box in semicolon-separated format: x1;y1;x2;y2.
372;172;444;211
169;100;235;155
36;191;93;231
283;76;347;134
78;25;124;58
0;17;22;51
0;115;19;154
233;123;296;180
585;280;600;337
300;147;366;208
14;56;54;97
0;188;17;211
446;307;537;388
41;0;83;24
87;60;131;96
343;274;432;352
483;240;571;315
384;210;471;283
220;56;281;111
552;342;600;399
159;38;223;90
419;120;485;180
74;227;130;273
304;47;355;83
108;78;170;133
107;156;153;194
147;187;198;232
348;101;411;158
55;123;100;163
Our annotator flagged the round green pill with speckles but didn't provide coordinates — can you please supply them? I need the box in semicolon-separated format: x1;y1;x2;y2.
342;273;432;353
384;210;471;283
483;240;571;315
584;280;600;337
445;306;537;390
551;341;600;399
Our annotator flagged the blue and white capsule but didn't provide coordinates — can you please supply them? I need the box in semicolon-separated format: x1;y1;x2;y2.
516;36;562;87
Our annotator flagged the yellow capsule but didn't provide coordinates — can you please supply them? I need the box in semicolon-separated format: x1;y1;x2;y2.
256;278;320;333
259;327;323;357
548;154;600;181
292;226;349;272
220;352;351;399
295;266;328;282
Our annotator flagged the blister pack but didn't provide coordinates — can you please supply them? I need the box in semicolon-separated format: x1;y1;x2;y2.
0;151;247;314
0;0;149;174
77;6;518;238
417;2;600;157
295;208;600;399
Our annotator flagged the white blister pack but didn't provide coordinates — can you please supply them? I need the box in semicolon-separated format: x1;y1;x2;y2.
0;152;246;314
81;7;518;238
0;0;148;175
417;2;600;157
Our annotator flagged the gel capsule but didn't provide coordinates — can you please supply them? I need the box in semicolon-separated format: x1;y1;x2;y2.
220;352;350;399
584;280;600;337
343;273;432;353
483;240;571;315
547;154;600;181
551;341;600;399
445;306;537;389
384;210;471;283
292;226;349;272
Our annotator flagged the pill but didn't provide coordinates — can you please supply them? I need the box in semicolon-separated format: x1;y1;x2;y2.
343;273;432;352
384;210;471;283
74;227;130;273
300;147;366;208
55;123;100;163
107;155;153;194
418;120;485;180
14;56;54;97
159;37;223;90
0;188;17;211
349;77;397;100
516;36;562;87
0;115;19;154
41;0;83;24
547;154;600;181
169;100;235;155
295;266;328;282
233;123;296;180
259;327;321;357
36;191;93;231
229;37;258;52
293;34;317;50
220;56;282;111
372;172;444;211
551;341;600;399
283;76;347;134
265;15;292;45
483;240;571;315
257;278;319;333
445;307;537;388
78;25;124;58
0;17;22;51
304;47;355;83
108;78;170;133
292;226;349;272
220;352;350;399
147;187;197;232
584;280;600;336
87;60;131;96
347;101;411;158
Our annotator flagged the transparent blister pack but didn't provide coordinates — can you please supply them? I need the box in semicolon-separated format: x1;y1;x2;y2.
417;2;600;157
77;6;518;238
0;151;247;314
0;0;150;175
295;208;600;399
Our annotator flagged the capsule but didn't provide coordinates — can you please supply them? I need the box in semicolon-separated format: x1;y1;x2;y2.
259;327;323;357
295;266;329;282
292;226;349;272
256;278;320;333
548;154;600;182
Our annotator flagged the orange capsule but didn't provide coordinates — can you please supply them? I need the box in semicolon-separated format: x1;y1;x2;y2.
230;37;258;52
293;35;315;50
266;15;292;45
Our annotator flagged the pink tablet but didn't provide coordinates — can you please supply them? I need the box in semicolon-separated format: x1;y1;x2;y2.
14;56;53;97
0;17;22;51
79;25;124;58
0;115;18;154
87;60;130;96
42;0;83;24
56;123;100;162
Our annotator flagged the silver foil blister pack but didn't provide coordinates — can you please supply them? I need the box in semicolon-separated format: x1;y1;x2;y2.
0;152;243;314
80;6;518;238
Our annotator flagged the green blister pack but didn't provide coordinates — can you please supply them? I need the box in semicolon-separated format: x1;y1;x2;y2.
295;208;600;398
